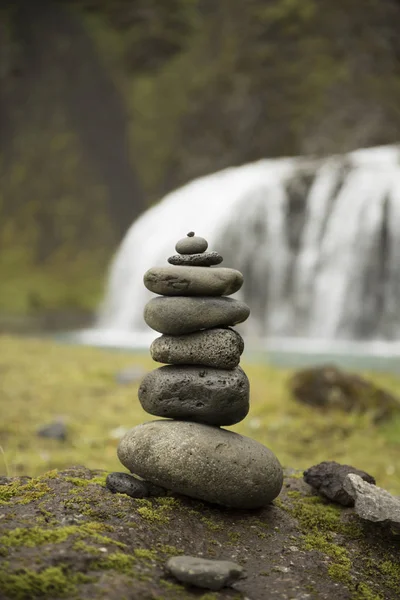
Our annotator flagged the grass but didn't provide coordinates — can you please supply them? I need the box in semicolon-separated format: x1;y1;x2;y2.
0;335;399;494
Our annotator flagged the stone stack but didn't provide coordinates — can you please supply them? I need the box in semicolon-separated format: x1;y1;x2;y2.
117;232;283;509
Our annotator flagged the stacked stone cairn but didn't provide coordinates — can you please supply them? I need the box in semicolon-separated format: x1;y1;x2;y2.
117;232;283;509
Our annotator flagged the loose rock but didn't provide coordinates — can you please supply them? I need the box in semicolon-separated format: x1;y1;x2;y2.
344;473;400;534
138;364;249;425
168;251;223;266
175;234;208;255
118;420;283;509
165;555;244;590
150;328;244;369
144;266;243;297
37;420;67;441
303;461;376;506
106;472;149;498
289;365;400;421
144;296;250;335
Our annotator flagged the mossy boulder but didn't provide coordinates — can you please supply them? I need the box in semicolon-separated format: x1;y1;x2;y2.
289;365;400;422
0;465;399;599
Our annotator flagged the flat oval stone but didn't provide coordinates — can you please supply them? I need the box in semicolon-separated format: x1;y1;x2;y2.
118;421;283;508
168;252;223;266
176;235;208;255
144;297;250;335
144;266;243;297
150;328;244;369
165;556;244;590
138;365;249;425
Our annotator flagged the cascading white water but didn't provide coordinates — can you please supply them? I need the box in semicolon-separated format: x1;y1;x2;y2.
79;145;400;350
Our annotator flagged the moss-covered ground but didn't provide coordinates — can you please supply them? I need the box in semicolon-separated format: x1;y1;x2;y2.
0;335;399;496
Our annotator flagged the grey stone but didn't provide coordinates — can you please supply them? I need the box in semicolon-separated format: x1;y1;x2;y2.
106;472;166;498
150;328;244;369
175;234;208;255
138;365;249;425
344;473;400;534
144;266;243;297
165;555;244;590
144;296;250;335
106;472;149;498
117;420;283;509
37;420;67;441
303;461;375;506
168;251;223;266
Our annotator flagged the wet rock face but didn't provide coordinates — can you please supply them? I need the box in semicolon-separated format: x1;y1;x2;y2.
118;420;283;509
303;461;376;506
138;365;249;426
144;296;250;335
150;328;244;369
144;266;243;296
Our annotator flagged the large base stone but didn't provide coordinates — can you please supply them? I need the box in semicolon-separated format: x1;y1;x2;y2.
117;420;283;509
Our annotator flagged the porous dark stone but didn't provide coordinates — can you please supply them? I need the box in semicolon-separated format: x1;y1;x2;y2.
37;420;67;441
165;555;244;590
150;328;244;369
106;472;166;498
118;420;283;509
175;234;208;255
289;365;400;421
144;296;250;335
138;365;249;425
303;461;376;506
168;251;223;266
106;472;149;498
144;266;243;296
344;474;400;535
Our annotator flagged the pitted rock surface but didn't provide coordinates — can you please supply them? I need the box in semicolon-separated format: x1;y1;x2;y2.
118;420;283;509
144;296;250;335
150;328;244;369
144;266;243;296
138;364;249;425
168;251;223;266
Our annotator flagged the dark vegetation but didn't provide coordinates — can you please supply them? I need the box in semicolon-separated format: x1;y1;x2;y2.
1;0;400;314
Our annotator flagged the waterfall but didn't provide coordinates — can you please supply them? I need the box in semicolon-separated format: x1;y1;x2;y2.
80;145;400;350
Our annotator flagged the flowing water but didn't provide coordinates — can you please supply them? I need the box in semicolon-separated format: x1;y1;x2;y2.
77;145;400;367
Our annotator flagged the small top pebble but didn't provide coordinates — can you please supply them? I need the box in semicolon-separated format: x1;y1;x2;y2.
175;231;208;255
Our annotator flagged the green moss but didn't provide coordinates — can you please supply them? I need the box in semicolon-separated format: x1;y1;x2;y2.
64;474;108;488
135;498;177;524
200;516;223;532
133;548;157;561
0;478;52;506
93;552;136;575
376;559;400;590
352;583;383;600
0;566;92;600
227;531;241;544
0;521;125;549
156;544;183;556
136;506;169;524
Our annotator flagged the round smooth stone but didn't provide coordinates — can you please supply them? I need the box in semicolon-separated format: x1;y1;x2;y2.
144;266;243;297
150;328;244;369
138;365;249;425
144;296;250;335
175;234;208;255
168;252;223;266
117;420;283;509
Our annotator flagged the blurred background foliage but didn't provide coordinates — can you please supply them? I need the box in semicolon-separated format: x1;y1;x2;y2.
1;0;400;317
